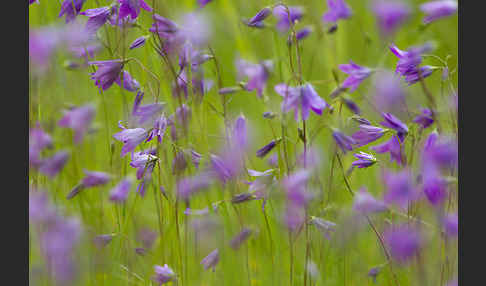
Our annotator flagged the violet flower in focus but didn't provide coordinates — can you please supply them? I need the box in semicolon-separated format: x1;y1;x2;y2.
420;0;458;24
129;36;148;50
80;7;112;33
256;139;279;158
352;152;377;168
118;0;152;20
58;105;95;144
380;112;408;142
275;83;328;121
245;7;272;28
332;129;356;153
89;60;124;91
351;125;385;147
147;115;168;143
287;26;313;45
113;124;148;157
59;0;86;23
115;70;140;92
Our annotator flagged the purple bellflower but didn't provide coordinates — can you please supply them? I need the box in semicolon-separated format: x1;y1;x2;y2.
109;178;132;203
256;139;279;158
371;135;404;165
275;83;328;121
339;61;372;92
236;59;273;98
380;112;408;142
382;169;419;209
115;70;140;92
129;36;148;50
201;249;220;271
383;224;422;263
58;105;95;144
38;151;69;178
332;129;356;153
29;123;53;167
413;108;434;129
152;264;176;285
322;0;352;23
351;124;385;147
372;0;411;36
59;0;86;23
442;213;458;237
390;43;435;85
80;7;112;33
118;0;152;20
310;216;337;240
287;26;313;45
89;60;124;91
113;124;149;157
147;115;168;143
273;5;304;33
352;152;377;168
230;228;252;250
245;7;272;28
352;187;387;214
133;103;164;124
420;1;458;24
67;170;111;199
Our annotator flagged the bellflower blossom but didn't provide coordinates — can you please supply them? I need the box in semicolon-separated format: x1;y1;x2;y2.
245;7;272;28
236;59;273;98
59;0;86;23
133;103;164;124
332;129;356;153
413;108;434;129
322;0;352;23
352;187;387;214
109;178;133;203
390;43;435;84
67;170;111;199
29;123;53;167
383;224;422;263
129;36;148;50
272;5;304;33
80;7;112;33
287;26;313;45
115;70;140;92
152;264;176;285
338;61;372;92
130;150;157;180
352;152;377;168
113;124;149;157
147;115;168;143
310;216;337;240
380;112;408;142
371;135;404;165
275;83;328;121
442;213;458;237
58;105;95;144
351;124;385;147
256;139;279;158
420;1;458;24
382;169;419;209
230;228;252;250
372;0;411;36
38;151;70;178
201;249;220;271
89;60;124;91
118;0;152;20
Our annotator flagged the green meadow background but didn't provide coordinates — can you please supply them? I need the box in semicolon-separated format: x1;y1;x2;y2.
29;0;458;285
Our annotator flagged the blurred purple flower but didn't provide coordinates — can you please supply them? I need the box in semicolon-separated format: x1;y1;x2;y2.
201;249;220;271
403;65;435;85
210;152;242;183
109;178;132;203
339;61;372;92
172;151;188;174
382;169;419;209
245;7;272;28
284;170;313;207
422;168;448;205
287;26;313;45
132;91;144;115
372;0;411;36
130;150;157;180
89;60;124;91
236;59;273;98
420;1;458;24
198;0;212;8
30;0;39;4
442;213;458;237
383;224;422;263
177;173;211;200
93;234;114;248
29;123;53;167
81;170;111;187
38;151;69;178
230;228;252;250
147;115;168;143
133;103;164;124
152;264;175;285
371;135;404;165
285;204;305;231
372;70;407;115
352;152;377;168
413;108;434;129
322;0;352;23
115;70;140;92
231;192;256;204
58;105;95;144
310;216;337;240
233;114;248;151
118;0;152;20
276;83;328;121
80;7;111;33
332;129;355;153
351;124;385;147
342;97;361;115
59;0;86;23
353;187;387;214
113;125;148;157
137;228;157;249
273;5;304;32
380;112;408;142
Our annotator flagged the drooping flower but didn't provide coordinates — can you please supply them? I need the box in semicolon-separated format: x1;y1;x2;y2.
413;108;434;129
352;187;387;214
371;135;404;165
58;105;95;144
403;65;435;85
130;150;157;180
147;115;168;143
201;249;220;271
342;97;361;115
236;59;273;98
115;70;140;92
245;7;272;28
118;0;152;20
80;7;112;33
256;139;279;158
59;0;86;23
352;152;377;168
332;129;355;153
29;123;53;167
210;152;242;183
380;112;408;142
287;26;313;45
67;170;111;199
113;124;149;157
38;151;70;178
89;60;124;91
273;5;304;32
322;0;352;23
383;224;422;263
351;125;385;147
310;216;337;240
389;43;435;85
230;228;252;250
152;264;176;285
372;0;411;36
421;167;448;205
276;83;328;121
338;61;372;92
129;36;148;50
109;178;133;203
420;1;458;24
133;103;164;124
